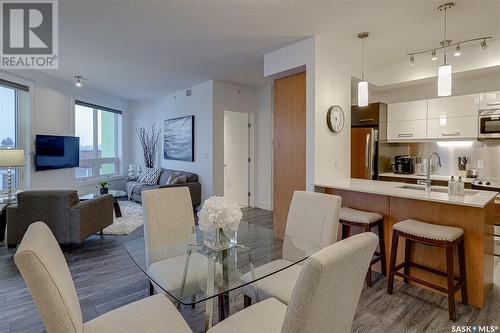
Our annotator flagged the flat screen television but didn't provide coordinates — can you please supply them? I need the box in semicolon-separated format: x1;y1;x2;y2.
35;135;80;171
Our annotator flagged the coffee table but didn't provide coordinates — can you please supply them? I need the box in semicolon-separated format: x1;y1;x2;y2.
79;190;127;218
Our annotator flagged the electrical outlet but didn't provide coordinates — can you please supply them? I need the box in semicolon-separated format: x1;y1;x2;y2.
477;160;485;169
203;152;209;159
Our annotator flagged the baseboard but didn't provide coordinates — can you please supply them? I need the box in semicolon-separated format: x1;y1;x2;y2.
254;201;272;211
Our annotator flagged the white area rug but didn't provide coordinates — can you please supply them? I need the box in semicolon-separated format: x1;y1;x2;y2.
102;200;144;235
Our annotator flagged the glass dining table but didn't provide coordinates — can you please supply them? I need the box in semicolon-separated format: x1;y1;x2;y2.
125;222;308;330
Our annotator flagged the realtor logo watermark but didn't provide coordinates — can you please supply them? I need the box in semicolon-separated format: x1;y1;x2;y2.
0;0;58;68
452;325;499;333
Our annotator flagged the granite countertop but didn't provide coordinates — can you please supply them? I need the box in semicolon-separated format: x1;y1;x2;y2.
378;172;477;183
315;178;498;208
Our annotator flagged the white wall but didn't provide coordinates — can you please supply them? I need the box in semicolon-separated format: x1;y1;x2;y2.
0;70;130;195
264;37;316;189
264;36;358;186
369;39;500;87
254;86;273;210
127;99;159;167
212;81;257;200
128;80;274;207
313;34;357;182
370;67;500;104
129;81;214;202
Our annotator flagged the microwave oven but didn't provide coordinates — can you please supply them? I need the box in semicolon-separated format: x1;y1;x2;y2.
479;109;500;139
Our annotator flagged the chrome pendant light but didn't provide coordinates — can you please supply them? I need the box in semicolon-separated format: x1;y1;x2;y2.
357;32;369;107
437;3;453;96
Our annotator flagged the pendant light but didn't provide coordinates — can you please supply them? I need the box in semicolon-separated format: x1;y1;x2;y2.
438;3;453;96
357;32;369;107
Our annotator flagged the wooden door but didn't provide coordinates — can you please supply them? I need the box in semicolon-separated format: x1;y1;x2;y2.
273;72;306;239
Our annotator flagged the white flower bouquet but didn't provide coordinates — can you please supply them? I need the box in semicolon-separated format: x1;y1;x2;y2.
198;196;242;250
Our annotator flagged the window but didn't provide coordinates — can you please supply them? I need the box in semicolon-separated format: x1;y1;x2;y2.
74;101;122;180
0;79;28;191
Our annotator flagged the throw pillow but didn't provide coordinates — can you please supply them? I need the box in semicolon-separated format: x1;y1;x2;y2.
166;173;187;185
138;167;162;185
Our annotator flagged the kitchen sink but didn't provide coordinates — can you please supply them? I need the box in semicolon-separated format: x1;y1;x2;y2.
398;184;479;196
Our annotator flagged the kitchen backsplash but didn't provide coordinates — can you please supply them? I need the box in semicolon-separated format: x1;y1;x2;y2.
379;140;500;180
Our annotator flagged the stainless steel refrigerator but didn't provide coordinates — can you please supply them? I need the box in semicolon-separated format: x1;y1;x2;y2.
351;103;387;180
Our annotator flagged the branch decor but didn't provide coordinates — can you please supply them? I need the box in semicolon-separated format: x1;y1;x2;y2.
137;124;161;168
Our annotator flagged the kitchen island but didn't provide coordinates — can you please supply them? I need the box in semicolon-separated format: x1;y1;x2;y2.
315;178;498;308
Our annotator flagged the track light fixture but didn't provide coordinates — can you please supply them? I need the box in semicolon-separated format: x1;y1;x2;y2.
406;2;493;97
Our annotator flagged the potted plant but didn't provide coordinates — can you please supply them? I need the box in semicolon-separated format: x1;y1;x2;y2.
97;181;109;195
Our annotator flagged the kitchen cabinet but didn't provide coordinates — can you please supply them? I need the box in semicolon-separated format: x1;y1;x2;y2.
387;101;427;141
351;103;386;128
387;119;427;141
479;91;500;110
428;94;478;118
387;94;480;142
427;115;478;139
427;94;478;139
387;100;427;122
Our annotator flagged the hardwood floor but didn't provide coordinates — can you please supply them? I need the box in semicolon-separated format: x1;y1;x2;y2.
0;207;498;332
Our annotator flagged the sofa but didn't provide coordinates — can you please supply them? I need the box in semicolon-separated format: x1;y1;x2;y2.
127;168;201;207
7;190;113;247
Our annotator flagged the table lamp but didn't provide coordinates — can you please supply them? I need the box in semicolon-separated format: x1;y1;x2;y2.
0;149;25;203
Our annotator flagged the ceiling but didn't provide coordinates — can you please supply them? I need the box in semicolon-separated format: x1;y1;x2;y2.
39;0;500;100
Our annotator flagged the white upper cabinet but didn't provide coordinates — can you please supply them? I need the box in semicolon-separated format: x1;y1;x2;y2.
387;100;427;122
387;100;427;141
479;91;500;110
387;94;480;141
428;94;478;118
388;119;427;140
427;116;478;139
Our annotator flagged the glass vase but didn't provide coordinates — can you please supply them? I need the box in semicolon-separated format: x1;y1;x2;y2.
204;228;237;251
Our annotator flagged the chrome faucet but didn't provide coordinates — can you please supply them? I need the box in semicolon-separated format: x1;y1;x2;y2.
417;152;442;192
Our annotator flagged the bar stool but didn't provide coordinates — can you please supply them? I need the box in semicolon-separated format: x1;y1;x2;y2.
339;207;386;287
387;219;467;321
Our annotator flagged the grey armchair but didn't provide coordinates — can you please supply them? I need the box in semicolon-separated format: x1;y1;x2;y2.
7;190;113;247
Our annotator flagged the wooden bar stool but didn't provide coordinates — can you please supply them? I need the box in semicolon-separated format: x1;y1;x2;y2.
339;207;386;287
387;219;467;321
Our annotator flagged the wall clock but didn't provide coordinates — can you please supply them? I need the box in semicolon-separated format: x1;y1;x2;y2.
326;105;345;133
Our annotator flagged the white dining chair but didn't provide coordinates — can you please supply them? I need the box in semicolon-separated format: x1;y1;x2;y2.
208;232;378;333
142;187;208;301
14;222;193;333
241;190;341;305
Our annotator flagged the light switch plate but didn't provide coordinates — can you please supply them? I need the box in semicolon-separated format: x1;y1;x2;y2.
477;160;485;169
